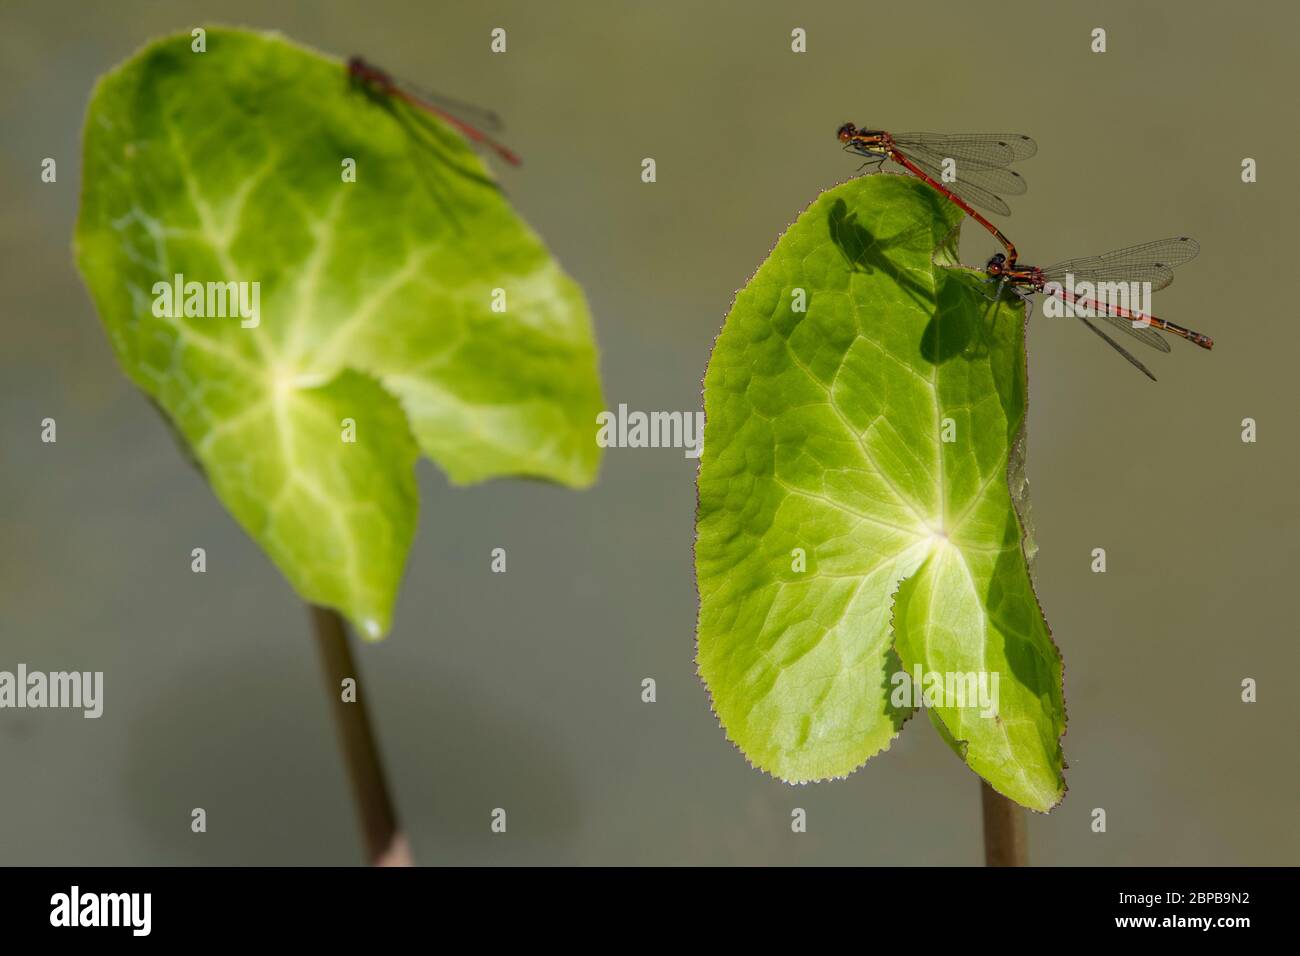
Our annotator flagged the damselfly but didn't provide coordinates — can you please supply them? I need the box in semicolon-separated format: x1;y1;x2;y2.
837;125;1035;265
348;56;521;166
985;236;1212;381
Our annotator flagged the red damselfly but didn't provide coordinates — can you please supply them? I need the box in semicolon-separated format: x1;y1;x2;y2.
837;125;1035;265
985;236;1212;381
348;56;521;166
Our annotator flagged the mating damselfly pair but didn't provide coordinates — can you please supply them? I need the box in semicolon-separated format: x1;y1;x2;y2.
340;56;1212;383
838;125;1213;381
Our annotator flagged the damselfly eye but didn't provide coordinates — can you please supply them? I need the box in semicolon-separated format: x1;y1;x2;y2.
836;123;856;142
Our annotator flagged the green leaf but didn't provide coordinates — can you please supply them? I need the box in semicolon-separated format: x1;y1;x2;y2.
74;28;604;638
695;174;1065;810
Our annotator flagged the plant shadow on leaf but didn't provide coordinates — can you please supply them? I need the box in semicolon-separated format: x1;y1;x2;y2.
881;638;917;735
946;270;1028;426
986;490;1065;765
924;269;1007;366
920;296;974;365
920;506;1065;784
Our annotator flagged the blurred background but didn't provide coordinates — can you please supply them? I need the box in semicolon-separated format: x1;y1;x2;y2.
2;0;1297;865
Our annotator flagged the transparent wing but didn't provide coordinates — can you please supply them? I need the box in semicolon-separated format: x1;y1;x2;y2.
892;132;1038;167
1040;237;1200;293
901;145;1029;197
1094;311;1173;353
1075;315;1159;381
398;82;504;133
897;149;1016;216
1047;286;1174;353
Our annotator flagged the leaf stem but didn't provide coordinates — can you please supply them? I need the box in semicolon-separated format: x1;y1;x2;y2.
308;605;411;866
980;780;1027;866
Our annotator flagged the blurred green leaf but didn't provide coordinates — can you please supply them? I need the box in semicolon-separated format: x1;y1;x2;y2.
695;175;1065;810
75;28;604;638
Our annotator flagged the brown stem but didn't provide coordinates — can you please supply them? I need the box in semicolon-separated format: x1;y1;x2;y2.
308;605;411;866
980;780;1027;866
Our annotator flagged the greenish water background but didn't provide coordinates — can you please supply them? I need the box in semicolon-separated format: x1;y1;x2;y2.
1;0;1296;864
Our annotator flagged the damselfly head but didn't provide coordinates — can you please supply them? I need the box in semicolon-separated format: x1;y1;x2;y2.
838;125;891;158
347;56;391;91
986;253;1008;276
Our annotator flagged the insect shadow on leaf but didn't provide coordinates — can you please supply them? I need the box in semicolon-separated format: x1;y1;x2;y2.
348;74;501;232
828;197;984;366
920;269;987;366
827;198;934;313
